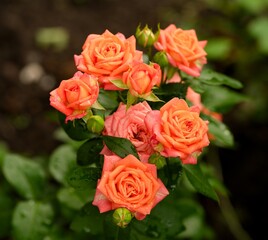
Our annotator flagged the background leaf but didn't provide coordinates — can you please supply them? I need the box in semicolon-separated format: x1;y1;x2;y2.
12;200;54;240
203;114;235;148
201;85;247;113
198;69;243;89
0;189;14;238
57;187;94;210
183;164;219;202
49;144;77;185
70;202;105;235
67;167;101;190
3;154;46;199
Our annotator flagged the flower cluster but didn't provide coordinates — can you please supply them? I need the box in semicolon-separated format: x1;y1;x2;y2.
49;24;218;225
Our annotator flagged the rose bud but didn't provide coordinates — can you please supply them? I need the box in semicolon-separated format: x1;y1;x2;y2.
87;115;104;134
112;208;133;228
153;51;169;68
136;25;156;47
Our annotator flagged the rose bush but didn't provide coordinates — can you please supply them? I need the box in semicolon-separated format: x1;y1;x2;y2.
92;154;169;220
37;23;245;239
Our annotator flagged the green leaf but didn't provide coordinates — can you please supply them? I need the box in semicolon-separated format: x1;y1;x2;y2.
149;196;185;237
205;38;232;60
76;138;103;166
91;100;105;110
199;69;243;89
183;164;219;202
110;79;128;89
67;167;101;190
188;78;205;94
130;216;166;240
158;157;183;190
174;199;211;239
57;187;94;210
201;85;247;113
237;0;268;14
35;27;69;51
154;82;188;101
12;200;54;240
97;89;119;110
127;91;138;109
49;144;77;185
102;136;139;159
248;17;268;54
203;114;235;148
3;154;46;199
0;142;8;169
0;190;14;238
58;112;96;141
103;212;131;239
70;202;105;235
142;92;163;102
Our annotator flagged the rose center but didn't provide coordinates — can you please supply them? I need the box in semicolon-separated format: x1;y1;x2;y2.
65;86;79;102
182;120;193;132
133;129;146;141
103;44;117;57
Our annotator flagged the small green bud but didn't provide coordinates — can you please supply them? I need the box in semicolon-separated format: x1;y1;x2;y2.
136;25;156;47
113;208;133;228
153;51;169;68
148;153;166;169
87;115;104;134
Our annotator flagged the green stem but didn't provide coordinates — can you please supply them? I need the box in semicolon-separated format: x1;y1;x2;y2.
114;226;119;240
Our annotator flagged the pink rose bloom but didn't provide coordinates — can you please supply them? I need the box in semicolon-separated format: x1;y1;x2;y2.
154;24;207;77
186;87;222;122
166;72;181;84
186;87;222;140
49;71;99;122
92;154;169;220
145;98;209;164
122;61;161;97
101;101;156;162
74;30;143;90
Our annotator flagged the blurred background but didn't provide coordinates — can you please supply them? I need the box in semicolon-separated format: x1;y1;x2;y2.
0;0;267;239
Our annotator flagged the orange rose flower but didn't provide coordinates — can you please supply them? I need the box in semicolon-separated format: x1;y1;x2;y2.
145;98;209;164
154;24;207;77
122;62;161;97
49;71;99;122
74;30;143;90
92;154;169;220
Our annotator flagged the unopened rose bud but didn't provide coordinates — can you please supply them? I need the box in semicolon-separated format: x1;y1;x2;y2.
136;25;156;47
113;208;133;228
153;51;169;68
87;115;104;134
148;153;166;169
